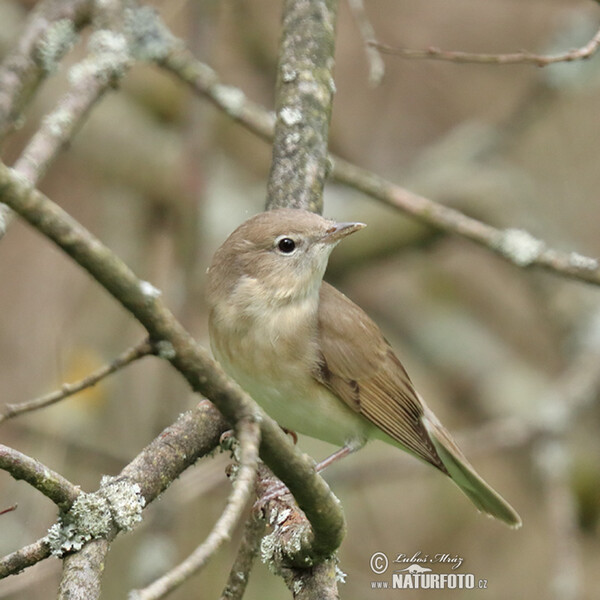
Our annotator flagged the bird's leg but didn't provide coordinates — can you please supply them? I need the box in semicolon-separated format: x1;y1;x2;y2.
315;444;354;472
281;427;298;445
258;444;356;504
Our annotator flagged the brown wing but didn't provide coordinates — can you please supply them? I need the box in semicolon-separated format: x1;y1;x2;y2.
314;282;446;472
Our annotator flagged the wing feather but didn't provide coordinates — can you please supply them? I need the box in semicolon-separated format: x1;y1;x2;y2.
314;282;446;472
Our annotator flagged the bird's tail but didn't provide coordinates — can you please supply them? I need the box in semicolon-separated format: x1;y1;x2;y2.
423;411;522;528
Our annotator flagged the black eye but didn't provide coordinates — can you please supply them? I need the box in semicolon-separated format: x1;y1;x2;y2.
277;237;296;253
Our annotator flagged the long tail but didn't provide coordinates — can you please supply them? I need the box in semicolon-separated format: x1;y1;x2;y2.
423;411;522;528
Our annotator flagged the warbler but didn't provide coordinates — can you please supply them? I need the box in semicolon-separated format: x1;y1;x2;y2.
206;208;521;527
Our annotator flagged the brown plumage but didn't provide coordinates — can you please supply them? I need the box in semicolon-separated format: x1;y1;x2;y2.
207;208;521;527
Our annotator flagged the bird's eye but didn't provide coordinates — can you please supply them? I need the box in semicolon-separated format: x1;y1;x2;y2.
276;237;296;254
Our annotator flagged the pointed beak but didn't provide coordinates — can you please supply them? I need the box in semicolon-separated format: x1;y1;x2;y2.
323;221;366;244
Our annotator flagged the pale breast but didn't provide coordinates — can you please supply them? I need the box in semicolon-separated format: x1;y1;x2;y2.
209;293;371;447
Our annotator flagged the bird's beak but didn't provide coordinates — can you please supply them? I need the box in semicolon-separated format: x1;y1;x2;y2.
323;221;366;244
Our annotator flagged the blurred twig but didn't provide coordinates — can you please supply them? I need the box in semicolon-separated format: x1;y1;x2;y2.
0;339;154;424
0;0;132;238
158;40;600;288
131;419;260;600
369;23;600;66
0;0;93;143
347;0;384;85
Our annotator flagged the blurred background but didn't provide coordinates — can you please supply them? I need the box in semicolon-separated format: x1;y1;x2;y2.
1;0;599;598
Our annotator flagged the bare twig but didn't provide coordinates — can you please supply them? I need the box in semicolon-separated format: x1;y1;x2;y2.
0;445;80;511
369;24;600;67
158;43;600;287
347;0;384;85
535;439;583;600
131;419;261;600
0;8;133;238
0;339;153;424
0;0;93;142
0;538;52;580
219;510;266;600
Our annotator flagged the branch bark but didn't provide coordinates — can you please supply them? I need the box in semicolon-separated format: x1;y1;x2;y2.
266;0;339;214
0;445;80;511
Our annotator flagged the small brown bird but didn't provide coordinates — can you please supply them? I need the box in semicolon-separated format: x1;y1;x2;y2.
207;208;521;527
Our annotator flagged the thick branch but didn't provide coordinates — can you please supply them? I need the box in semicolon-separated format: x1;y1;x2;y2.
0;161;345;567
266;0;339;214
0;445;80;511
50;400;228;597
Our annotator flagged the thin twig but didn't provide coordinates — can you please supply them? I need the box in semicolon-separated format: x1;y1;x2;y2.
158;42;600;287
0;445;80;511
369;24;600;67
0;339;153;424
131;419;261;600
219;510;266;600
347;0;384;85
0;13;133;238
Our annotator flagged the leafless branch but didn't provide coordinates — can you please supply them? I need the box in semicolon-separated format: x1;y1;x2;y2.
0;444;80;511
347;0;384;85
219;509;266;600
266;0;339;214
0;159;345;568
0;339;153;424
0;0;93;142
0;2;133;238
158;41;600;288
369;24;600;67
0;538;52;580
131;419;261;600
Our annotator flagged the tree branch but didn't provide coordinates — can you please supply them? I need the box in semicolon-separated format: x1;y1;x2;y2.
0;339;153;424
347;0;384;85
0;538;52;580
48;400;228;598
157;41;600;287
266;0;339;214
0;160;345;568
369;24;600;67
131;419;260;600
219;509;266;600
0;0;93;143
0;444;80;511
0;1;134;238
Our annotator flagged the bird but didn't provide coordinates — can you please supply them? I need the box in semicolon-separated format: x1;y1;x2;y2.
206;208;521;527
